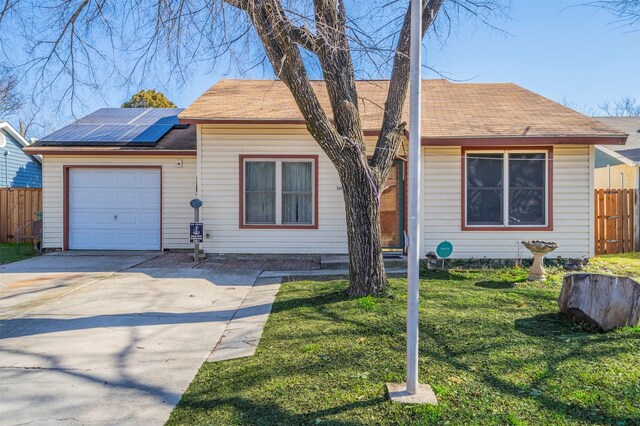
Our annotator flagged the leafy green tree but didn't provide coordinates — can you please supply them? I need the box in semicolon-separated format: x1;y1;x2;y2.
122;90;176;108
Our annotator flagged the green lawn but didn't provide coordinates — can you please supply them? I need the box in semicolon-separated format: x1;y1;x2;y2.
0;243;37;265
585;253;640;278
167;261;640;425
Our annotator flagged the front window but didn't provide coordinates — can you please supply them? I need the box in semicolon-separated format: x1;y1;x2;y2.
242;157;316;227
465;150;548;227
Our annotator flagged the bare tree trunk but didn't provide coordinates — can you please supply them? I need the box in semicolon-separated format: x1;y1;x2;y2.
226;0;441;296
340;166;388;297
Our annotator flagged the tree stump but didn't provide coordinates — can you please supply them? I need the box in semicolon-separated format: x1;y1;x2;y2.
558;273;640;331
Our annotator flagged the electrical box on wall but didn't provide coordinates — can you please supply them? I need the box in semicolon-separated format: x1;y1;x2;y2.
175;159;183;168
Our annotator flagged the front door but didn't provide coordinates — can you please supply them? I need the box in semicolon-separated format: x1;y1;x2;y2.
380;160;405;250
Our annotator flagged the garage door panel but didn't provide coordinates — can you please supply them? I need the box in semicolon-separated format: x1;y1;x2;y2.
71;170;114;187
71;212;115;227
116;191;141;205
138;212;161;226
115;190;159;205
71;190;116;207
69;168;161;251
70;231;115;249
138;191;161;204
115;232;160;249
114;212;159;228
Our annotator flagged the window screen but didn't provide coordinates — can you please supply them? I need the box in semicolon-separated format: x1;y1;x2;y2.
465;151;547;227
282;162;313;224
466;154;504;225
245;161;276;224
508;153;545;225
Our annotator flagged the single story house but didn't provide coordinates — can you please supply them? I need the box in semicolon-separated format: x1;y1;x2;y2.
24;80;627;258
593;117;640;189
0;121;41;188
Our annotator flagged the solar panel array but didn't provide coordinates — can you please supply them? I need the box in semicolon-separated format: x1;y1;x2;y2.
39;108;184;146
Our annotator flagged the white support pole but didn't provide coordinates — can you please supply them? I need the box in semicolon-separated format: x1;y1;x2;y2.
406;0;422;395
386;0;436;404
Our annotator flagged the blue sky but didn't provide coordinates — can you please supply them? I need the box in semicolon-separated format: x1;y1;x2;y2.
168;1;640;115
421;0;640;113
7;0;640;135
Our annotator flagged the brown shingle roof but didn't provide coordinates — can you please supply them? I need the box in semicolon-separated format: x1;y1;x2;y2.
180;79;626;140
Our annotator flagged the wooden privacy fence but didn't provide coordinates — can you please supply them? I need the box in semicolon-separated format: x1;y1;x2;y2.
594;189;636;255
0;188;43;243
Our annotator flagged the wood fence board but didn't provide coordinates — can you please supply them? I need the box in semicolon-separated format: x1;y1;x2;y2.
0;188;43;243
594;189;636;255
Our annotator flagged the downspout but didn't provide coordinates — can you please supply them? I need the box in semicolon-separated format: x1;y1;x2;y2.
3;151;8;188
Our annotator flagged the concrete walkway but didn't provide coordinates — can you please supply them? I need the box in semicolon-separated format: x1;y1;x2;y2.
0;253;272;426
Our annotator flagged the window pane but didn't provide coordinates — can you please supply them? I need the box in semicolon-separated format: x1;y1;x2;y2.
467;154;503;188
282;162;313;224
467;188;503;225
508;153;545;225
509;154;545;188
245;161;275;224
467;154;503;225
246;161;275;191
509;189;545;225
282;162;312;192
283;194;312;224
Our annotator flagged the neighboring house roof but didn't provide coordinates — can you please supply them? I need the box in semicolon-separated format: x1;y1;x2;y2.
0;123;42;188
25;108;196;155
179;79;626;144
0;121;41;163
594;117;640;166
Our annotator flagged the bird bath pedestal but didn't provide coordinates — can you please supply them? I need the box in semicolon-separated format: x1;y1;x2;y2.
522;240;558;281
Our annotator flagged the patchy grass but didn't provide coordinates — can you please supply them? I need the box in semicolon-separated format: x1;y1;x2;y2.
586;253;640;279
168;262;640;426
0;243;37;265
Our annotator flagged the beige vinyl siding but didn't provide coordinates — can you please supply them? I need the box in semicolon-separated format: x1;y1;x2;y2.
200;125;350;253
41;155;196;250
423;145;594;259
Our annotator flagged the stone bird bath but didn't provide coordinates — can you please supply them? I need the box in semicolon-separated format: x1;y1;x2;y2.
521;240;558;281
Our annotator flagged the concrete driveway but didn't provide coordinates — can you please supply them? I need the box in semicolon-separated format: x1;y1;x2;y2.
0;253;263;425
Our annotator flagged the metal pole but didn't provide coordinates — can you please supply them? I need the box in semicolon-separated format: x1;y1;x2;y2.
407;0;422;395
194;207;199;262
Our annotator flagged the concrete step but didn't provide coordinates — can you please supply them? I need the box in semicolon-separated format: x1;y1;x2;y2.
320;254;407;270
260;267;407;279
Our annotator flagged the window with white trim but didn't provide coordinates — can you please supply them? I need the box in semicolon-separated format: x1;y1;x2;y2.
465;151;548;227
243;158;315;226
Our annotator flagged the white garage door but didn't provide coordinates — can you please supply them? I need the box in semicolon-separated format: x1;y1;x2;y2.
69;168;161;250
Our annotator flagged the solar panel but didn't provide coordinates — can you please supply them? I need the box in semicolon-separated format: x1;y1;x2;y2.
40;124;102;142
131;124;174;142
39;108;185;146
130;108;183;125
83;125;137;141
75;108;147;125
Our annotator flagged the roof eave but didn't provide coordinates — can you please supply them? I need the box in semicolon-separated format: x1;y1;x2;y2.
422;135;628;146
178;117;308;126
22;147;197;156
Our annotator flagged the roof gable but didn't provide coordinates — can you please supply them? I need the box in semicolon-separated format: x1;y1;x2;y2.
0;122;41;164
